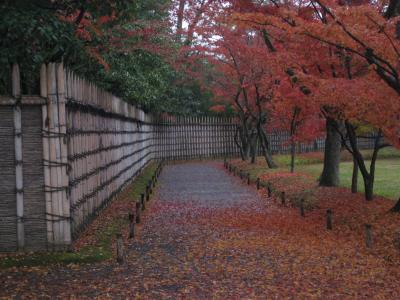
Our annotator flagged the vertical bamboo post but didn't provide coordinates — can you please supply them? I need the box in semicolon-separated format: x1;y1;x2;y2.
46;63;60;248
41;64;54;247
56;63;72;247
12;64;24;250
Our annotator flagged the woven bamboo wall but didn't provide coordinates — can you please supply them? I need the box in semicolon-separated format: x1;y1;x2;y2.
21;106;47;250
154;116;239;160
0;103;47;252
0;106;17;251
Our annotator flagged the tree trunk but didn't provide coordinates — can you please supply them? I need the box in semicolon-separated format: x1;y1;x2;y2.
319;118;342;187
364;176;374;201
351;156;358;193
390;198;400;212
250;132;258;164
290;141;296;173
176;0;186;42
258;126;277;168
240;123;251;161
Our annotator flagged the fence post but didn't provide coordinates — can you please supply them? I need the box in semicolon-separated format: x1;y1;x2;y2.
12;64;24;251
41;64;54;247
56;63;71;248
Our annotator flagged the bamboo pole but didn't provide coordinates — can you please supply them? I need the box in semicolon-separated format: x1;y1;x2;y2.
56;64;72;246
40;64;54;247
46;64;63;248
12;64;24;250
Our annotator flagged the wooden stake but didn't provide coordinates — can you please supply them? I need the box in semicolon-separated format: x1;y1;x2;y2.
141;194;146;210
148;180;153;194
281;191;286;205
300;199;305;217
247;173;251;185
256;178;260;190
116;233;124;264
135;202;141;224
128;213;135;239
365;224;373;248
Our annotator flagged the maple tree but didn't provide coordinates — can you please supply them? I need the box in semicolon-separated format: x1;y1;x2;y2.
0;0;213;114
209;0;400;200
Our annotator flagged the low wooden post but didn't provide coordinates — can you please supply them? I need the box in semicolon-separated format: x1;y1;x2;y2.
148;180;153;194
256;178;260;190
146;187;150;201
135;202;141;223
267;184;272;198
281;191;286;205
128;213;135;239
116;233;125;264
394;231;400;250
300;199;305;217
247;173;251;185
365;224;373;248
326;210;333;230
141;193;146;210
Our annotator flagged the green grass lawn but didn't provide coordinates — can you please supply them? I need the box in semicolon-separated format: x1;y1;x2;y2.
243;148;400;200
297;159;400;200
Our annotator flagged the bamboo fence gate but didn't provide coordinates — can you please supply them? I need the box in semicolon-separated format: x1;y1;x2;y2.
0;63;378;252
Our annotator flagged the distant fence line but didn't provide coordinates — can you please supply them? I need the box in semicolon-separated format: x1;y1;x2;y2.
0;63;376;252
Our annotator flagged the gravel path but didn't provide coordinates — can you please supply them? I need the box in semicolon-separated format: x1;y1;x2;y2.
1;161;274;299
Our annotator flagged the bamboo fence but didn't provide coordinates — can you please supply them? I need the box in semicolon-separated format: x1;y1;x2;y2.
0;63;378;252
